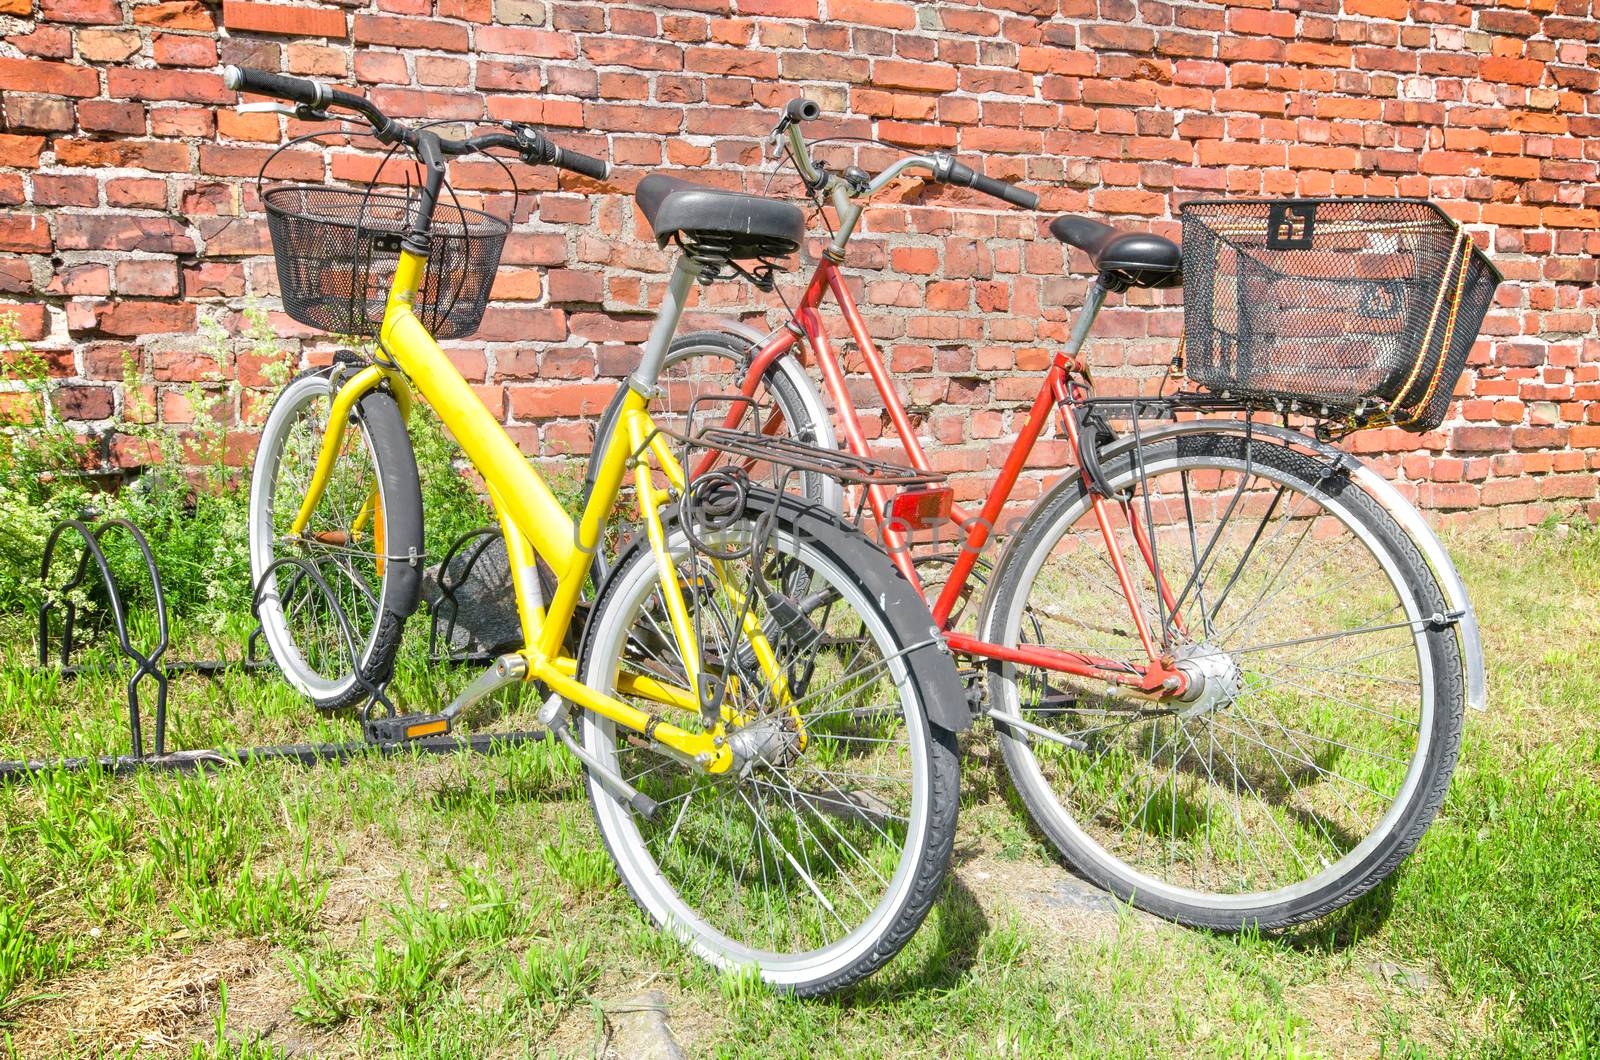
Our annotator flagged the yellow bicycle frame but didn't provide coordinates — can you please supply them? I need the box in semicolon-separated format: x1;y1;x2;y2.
285;248;768;773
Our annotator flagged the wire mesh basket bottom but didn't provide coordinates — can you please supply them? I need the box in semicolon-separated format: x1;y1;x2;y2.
264;185;509;340
1181;198;1500;431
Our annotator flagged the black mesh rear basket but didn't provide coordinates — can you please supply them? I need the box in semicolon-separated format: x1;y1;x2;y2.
1181;198;1501;432
264;185;509;341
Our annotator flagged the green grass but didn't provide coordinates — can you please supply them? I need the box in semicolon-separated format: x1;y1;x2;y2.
0;526;1594;1057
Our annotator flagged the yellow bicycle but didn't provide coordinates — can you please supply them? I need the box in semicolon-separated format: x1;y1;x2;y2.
227;66;966;994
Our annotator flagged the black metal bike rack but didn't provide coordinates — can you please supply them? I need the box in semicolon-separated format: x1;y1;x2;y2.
1;518;542;783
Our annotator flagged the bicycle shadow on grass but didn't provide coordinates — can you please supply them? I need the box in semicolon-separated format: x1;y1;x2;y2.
422;729;590;812
832;870;991;1006
1264;874;1399;956
974;749;1401;955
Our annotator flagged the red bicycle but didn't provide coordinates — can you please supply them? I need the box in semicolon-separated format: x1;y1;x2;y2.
622;100;1496;930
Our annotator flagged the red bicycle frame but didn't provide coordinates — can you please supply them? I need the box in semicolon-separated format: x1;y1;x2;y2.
714;258;1190;697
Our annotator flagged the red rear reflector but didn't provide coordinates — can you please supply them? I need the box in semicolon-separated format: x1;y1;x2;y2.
889;487;953;531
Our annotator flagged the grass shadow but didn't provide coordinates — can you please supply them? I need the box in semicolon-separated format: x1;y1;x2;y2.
1267;873;1398;955
833;872;990;1006
425;762;582;813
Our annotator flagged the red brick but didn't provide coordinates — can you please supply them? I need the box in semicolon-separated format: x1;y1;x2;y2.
439;0;490;19
0;258;31;294
153;32;219;67
285;44;346;78
55;140;190;171
1480;56;1546;86
475;59;541;92
478;307;568;343
54;386;114;420
149;106;214;138
474;26;575;58
584;37;682;70
509;383;616;418
8;24;73;58
0;214;52;253
686;46;778;77
115;259;181;297
76;28;141;62
183;262;246;299
0;135;47;168
547;270;605;304
33;173;96;205
104;178;165;209
40;0;120;24
80;301;197;337
109;68;231;104
133;1;215;30
1081;24;1155;51
1284;42;1351;66
1345;0;1409;17
830;0;916;29
369;87;484;120
1;302;49;342
1229;9;1297;36
57;214;195;253
873;59;957;92
354;15;470;52
222;0;347;37
0;56;99;97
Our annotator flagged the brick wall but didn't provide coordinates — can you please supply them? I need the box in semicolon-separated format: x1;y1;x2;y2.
0;0;1596;529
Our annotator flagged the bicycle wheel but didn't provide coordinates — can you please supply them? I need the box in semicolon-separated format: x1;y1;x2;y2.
578;489;962;995
981;432;1463;929
249;368;422;711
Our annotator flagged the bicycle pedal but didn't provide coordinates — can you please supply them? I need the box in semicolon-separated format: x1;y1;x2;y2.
367;712;454;744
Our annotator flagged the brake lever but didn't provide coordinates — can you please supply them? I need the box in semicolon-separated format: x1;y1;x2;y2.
237;102;295;116
238;101;331;122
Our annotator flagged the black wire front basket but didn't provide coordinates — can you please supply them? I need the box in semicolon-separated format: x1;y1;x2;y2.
264;184;509;340
1181;197;1502;432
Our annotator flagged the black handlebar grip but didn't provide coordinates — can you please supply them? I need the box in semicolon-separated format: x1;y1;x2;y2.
785;97;822;123
943;158;1038;210
557;147;607;181
970;171;1038;210
515;127;606;180
221;65;329;108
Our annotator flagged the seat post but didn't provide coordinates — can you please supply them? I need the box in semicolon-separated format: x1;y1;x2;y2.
630;255;700;395
1064;280;1110;358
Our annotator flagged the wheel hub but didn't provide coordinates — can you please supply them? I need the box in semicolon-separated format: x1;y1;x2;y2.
1173;642;1244;719
727;716;800;772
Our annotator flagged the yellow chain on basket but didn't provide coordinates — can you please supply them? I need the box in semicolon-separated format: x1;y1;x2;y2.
1395;227;1475;429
